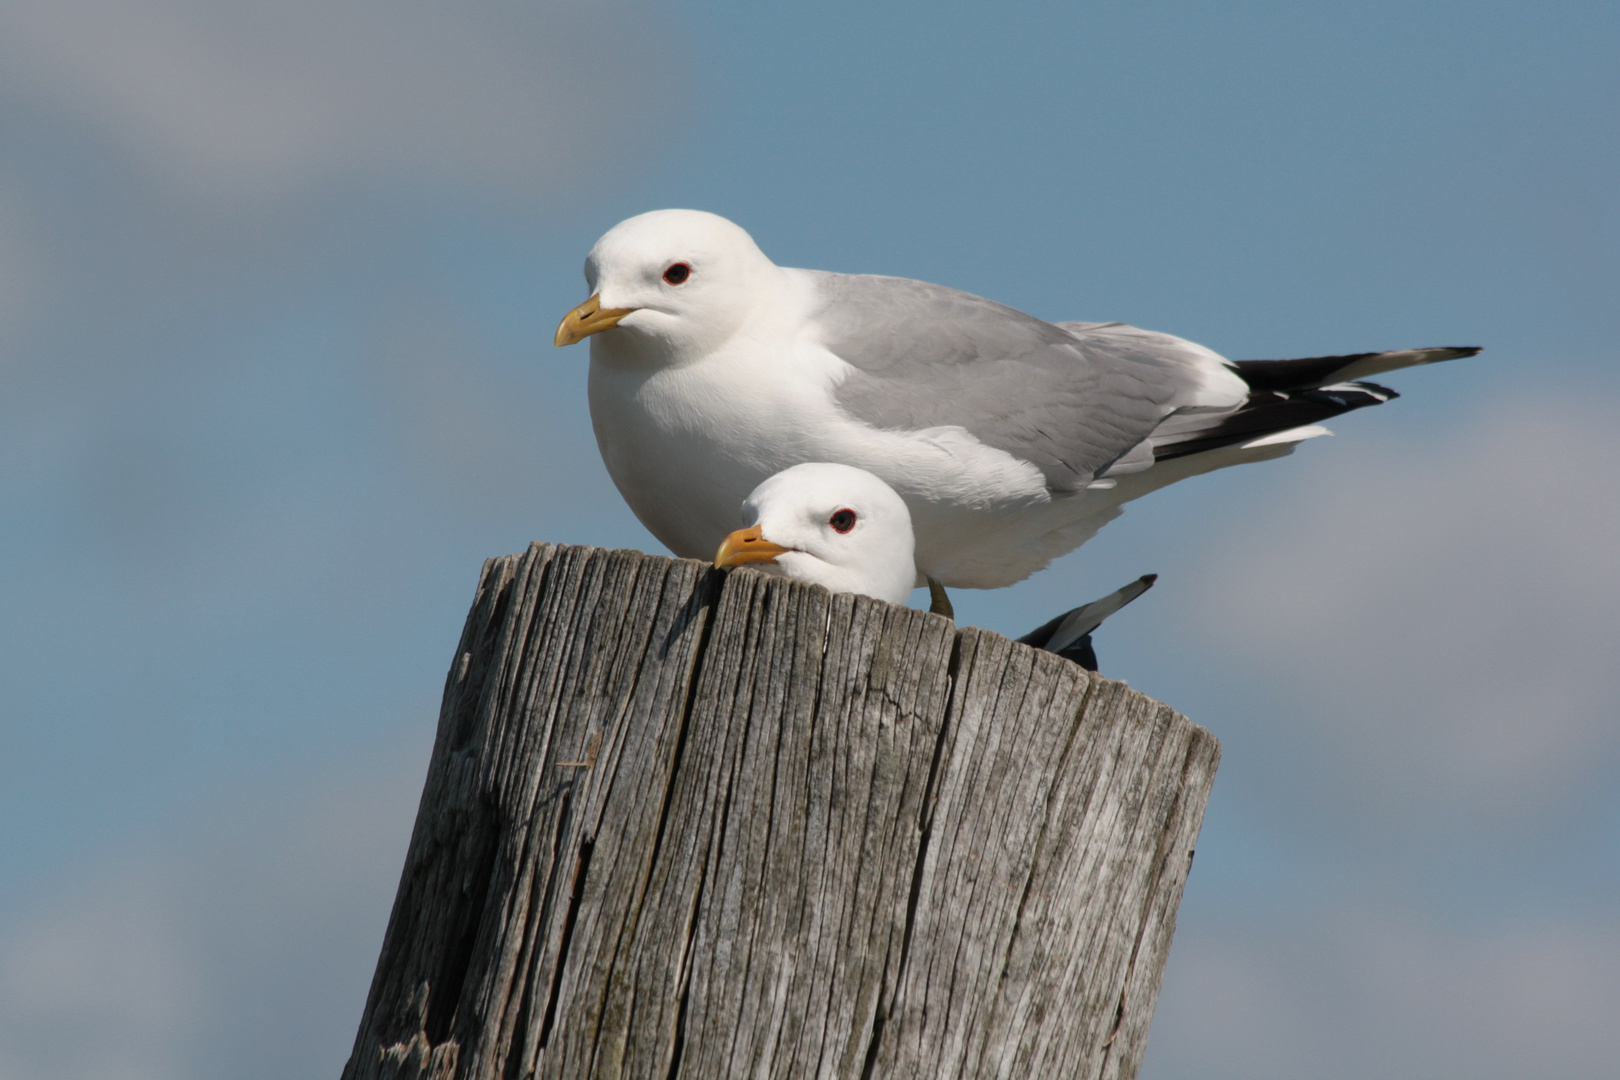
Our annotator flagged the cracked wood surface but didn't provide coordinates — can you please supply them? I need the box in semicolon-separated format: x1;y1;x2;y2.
342;543;1218;1080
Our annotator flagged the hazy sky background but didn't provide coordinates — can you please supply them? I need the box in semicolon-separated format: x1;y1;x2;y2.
0;2;1616;1077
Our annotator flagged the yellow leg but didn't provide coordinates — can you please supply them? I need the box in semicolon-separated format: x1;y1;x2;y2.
926;577;955;620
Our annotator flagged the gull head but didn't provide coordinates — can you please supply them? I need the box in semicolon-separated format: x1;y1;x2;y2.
556;209;779;364
714;463;916;606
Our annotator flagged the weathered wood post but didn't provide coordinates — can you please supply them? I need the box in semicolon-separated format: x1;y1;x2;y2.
342;542;1218;1080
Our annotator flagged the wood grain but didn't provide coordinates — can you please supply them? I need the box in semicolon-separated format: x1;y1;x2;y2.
342;544;1218;1080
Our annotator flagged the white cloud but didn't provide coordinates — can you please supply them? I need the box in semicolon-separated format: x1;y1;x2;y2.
0;0;683;574
1145;905;1620;1080
1184;393;1620;821
0;0;678;201
0;867;195;1080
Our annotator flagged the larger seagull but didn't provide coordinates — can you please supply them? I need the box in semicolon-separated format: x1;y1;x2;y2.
557;209;1476;591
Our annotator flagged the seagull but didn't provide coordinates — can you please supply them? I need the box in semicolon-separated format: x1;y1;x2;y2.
559;209;1477;607
713;462;916;606
714;462;1156;671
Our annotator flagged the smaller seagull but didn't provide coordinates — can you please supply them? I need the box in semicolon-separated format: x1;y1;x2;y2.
713;462;917;606
714;462;1155;671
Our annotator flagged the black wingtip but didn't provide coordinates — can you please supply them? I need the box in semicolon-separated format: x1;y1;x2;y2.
1139;573;1158;586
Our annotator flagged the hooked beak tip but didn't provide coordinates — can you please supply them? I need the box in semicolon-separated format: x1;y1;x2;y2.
555;293;635;347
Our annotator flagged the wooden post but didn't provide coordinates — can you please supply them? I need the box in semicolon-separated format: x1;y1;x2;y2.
342;543;1218;1080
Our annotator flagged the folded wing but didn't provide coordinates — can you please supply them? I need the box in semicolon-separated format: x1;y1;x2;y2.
813;269;1478;492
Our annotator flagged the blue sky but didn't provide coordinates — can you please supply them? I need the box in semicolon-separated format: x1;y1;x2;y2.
0;2;1616;1077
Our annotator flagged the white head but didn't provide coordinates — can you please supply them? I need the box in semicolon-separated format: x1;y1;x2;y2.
554;209;782;365
713;463;917;606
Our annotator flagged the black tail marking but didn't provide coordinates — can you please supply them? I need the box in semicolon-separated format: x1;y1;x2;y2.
1152;382;1394;463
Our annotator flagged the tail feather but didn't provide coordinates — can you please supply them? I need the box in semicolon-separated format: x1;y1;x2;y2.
1149;346;1479;464
1153;381;1394;462
1231;346;1480;392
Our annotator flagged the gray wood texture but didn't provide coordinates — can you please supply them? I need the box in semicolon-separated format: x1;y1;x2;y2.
342;543;1219;1080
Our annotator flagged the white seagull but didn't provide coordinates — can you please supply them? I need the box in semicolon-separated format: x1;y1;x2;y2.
713;462;917;606
713;462;1155;671
559;209;1477;598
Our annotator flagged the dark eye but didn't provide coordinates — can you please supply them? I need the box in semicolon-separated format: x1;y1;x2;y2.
662;262;691;285
829;508;857;534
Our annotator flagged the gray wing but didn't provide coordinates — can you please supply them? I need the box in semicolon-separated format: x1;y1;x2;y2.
809;272;1213;491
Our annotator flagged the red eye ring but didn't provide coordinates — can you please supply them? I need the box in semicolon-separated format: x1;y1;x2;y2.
829;508;857;534
662;262;691;285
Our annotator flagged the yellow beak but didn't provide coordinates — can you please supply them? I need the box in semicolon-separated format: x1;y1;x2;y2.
554;293;636;347
714;524;793;568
